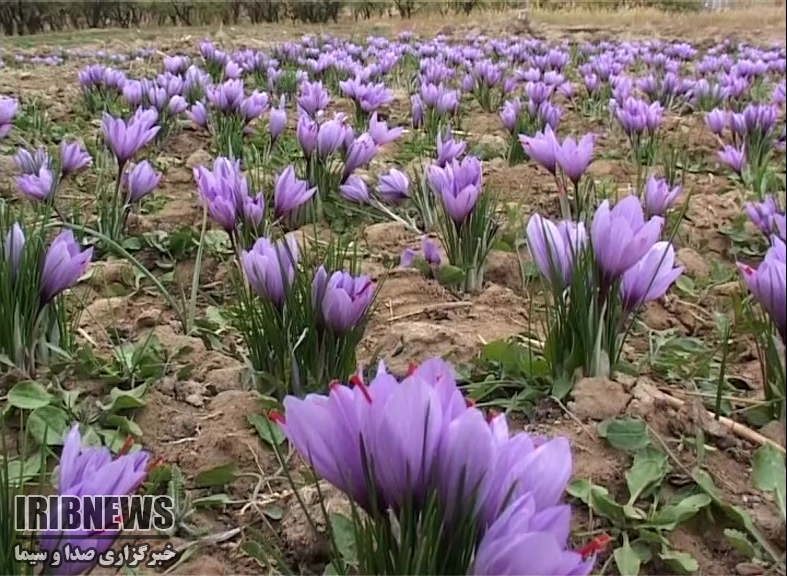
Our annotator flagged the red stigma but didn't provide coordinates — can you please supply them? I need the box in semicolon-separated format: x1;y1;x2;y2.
147;457;164;475
578;534;612;559
465;398;476;408
117;435;135;456
406;362;418;376
350;375;373;404
329;379;340;390
486;409;497;423
269;409;285;425
743;265;754;276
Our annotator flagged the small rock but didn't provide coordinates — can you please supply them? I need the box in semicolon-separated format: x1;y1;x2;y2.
676;247;710;279
736;563;765;576
759;420;786;447
185;148;212;169
477;134;507;155
713;281;741;297
484;250;521;291
174;380;203;401
641;301;673;330
570;377;631;420
88;260;133;286
172;414;198;439
203;365;244;395
184;394;204;407
135;308;162;329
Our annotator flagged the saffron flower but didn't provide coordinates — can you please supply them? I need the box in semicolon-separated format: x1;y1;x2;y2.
556;133;594;185
643;176;682;216
591;196;663;282
38;424;150;576
17;167;55;201
273;166;316;219
241;234;299;307
3;222;25;279
339;175;370;204
313;267;375;333
41;230;93;304
378;168;410;204
102;109;159;165
526;214;587;286
739;243;787;343
59;141;92;175
520;126;559;175
125;160;161;203
620;241;684;313
428;156;483;223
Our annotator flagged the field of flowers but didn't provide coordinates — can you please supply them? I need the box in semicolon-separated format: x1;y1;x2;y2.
0;10;786;576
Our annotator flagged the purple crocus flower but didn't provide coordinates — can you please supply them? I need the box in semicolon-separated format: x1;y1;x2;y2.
241;91;269;121
526;214;587;286
436;130;466;167
102;109;159;165
168;95;188;115
16;167;55;201
241;234;299;307
744;196;781;235
60;140;91;175
422;237;441;265
273;166;316;219
313;267;375;333
557;133;594;185
428;156;483;223
718;144;746;175
411;95;424;128
0;96;19;139
473;493;594;576
316;118;346;158
339;175;370;204
520;126;559;175
368;112;403;146
739;247;786;343
122;81;144;107
297;114;319;158
643;176;682;216
242;193;266;228
705;108;727;136
125;160;161;203
269;100;287;142
621;241;684;312
591;196;664;281
15;147;50;175
3;222;25;279
189;101;209;129
38;425;150;576
343;133;378;178
378;168;410;204
194;160;241;232
297;80;331;118
207;79;245;113
41;230;93;303
400;248;416;267
500;99;522;134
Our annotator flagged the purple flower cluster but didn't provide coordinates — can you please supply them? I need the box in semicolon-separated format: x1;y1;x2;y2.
276;357;594;576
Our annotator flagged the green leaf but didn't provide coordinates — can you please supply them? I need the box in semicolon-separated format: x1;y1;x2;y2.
435;264;465;285
4;452;44;485
551;374;573;400
103;415;143;437
692;468;781;562
248;413;286;448
98;383;148;412
659;549;698;574
568;479;625;524
27;405;69;445
194;463;236;488
598;418;650;451
751;445;786;521
649;494;712;530
241;540;269;568
7;381;53;410
193;493;232;508
329;513;357;564
723;529;757;560
613;540;641;576
626;448;669;503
